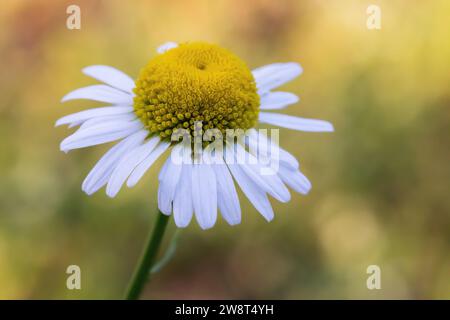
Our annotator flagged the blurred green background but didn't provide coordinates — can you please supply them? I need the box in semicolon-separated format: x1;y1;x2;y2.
0;0;449;299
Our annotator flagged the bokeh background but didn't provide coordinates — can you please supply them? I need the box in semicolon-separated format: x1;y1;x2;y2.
0;0;449;299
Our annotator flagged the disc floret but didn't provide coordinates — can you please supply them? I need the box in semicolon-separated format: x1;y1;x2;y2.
133;42;260;139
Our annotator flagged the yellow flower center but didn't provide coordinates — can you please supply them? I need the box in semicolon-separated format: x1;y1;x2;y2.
133;42;260;139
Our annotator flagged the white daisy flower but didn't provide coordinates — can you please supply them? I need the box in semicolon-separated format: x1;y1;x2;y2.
56;41;333;230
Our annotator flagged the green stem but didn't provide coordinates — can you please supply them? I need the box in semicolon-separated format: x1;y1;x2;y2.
125;211;170;300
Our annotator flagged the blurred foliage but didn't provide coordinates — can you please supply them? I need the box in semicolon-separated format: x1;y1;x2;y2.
0;0;449;299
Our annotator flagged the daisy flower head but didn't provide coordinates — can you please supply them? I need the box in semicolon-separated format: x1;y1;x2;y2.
57;41;333;230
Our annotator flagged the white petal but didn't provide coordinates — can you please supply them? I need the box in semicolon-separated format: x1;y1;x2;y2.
61;85;133;104
55;106;133;127
158;156;170;182
252;63;285;79
158;156;168;181
106;136;160;197
157;42;178;54
259;112;334;132
253;63;302;93
247;129;299;170
82;130;148;195
126;141;171;187
60;120;143;152
278;165;312;195
82;65;135;93
233;143;290;203
226;162;274;222
78;113;136;130
192;163;217;230
173;162;194;228
68;120;84;129
157;145;184;215
213;163;241;225
260;91;299;110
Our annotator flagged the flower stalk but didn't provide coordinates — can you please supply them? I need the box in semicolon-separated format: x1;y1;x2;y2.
125;211;170;300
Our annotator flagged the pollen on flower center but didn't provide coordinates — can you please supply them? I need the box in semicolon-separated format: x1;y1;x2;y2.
133;42;260;139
